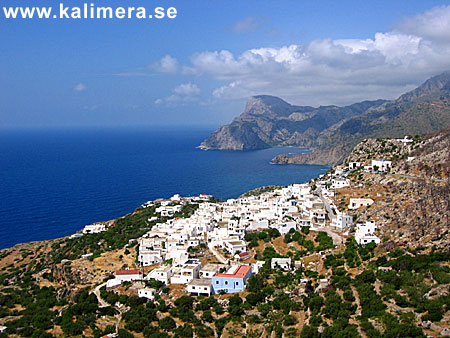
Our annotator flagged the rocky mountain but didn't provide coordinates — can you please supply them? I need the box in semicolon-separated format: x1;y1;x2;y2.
201;71;450;165
199;95;386;150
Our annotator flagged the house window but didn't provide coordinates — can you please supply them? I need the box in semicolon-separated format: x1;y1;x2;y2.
192;286;195;289
216;281;219;284
224;281;228;286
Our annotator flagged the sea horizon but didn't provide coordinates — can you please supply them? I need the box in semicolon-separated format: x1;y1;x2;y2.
0;126;328;250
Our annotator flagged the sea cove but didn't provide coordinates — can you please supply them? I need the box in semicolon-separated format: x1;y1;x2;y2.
0;126;328;249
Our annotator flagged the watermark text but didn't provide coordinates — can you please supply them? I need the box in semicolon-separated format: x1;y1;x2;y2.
2;3;177;20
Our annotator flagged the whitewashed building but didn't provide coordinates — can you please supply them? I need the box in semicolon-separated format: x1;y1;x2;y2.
170;260;202;284
331;213;353;231
271;258;291;270
106;279;122;288
348;162;361;170
146;266;173;285
371;159;392;172
271;221;297;236
155;205;183;217
138;288;157;300
114;269;143;282
348;198;374;210
252;261;265;274
187;279;211;296
139;250;165;266
200;264;227;278
332;178;350;189
223;240;247;255
82;223;107;234
355;221;380;245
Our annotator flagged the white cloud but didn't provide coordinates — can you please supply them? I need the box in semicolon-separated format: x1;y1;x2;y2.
228;16;268;34
152;55;179;73
73;83;87;92
173;82;201;96
182;5;450;106
213;81;245;99
396;5;450;44
155;82;201;105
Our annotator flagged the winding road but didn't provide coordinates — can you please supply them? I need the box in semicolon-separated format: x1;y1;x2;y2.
91;282;123;333
92;282;108;307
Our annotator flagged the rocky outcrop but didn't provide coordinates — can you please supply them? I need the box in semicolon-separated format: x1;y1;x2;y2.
199;95;385;151
271;145;350;166
198;122;270;150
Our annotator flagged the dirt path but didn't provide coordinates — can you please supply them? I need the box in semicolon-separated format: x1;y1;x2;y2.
91;282;108;307
210;246;228;264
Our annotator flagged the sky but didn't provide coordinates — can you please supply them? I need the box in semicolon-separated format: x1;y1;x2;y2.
1;0;450;128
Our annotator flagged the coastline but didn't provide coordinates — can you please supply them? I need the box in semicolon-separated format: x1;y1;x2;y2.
0;128;327;250
0;178;323;252
2;131;449;338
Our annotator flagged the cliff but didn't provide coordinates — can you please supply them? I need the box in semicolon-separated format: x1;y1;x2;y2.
199;95;385;150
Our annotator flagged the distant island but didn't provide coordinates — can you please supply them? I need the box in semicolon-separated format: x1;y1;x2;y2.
200;71;450;166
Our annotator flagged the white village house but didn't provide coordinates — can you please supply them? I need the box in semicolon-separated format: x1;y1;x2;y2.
187;278;212;296
371;159;392;172
138;288;157;300
355;221;380;245
331;213;353;231
348;198;374;210
82;223;107;234
271;258;291;270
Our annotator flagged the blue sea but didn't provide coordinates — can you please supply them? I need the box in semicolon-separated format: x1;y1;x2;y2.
0;127;328;249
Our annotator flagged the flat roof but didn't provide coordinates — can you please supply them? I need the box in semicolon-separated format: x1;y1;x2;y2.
155;266;172;272
213;265;251;278
272;258;291;262
201;264;225;272
183;264;200;269
188;278;212;286
227;240;244;246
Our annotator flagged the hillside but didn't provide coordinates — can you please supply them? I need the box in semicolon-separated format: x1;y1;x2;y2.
0;129;450;337
335;129;450;249
201;71;450;165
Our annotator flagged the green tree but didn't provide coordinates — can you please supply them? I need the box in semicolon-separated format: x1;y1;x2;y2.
159;316;176;330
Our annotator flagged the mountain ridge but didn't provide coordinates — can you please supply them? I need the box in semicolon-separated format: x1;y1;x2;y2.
200;71;450;165
199;95;386;151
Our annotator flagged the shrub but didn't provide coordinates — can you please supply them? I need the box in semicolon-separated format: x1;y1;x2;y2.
159;316;176;330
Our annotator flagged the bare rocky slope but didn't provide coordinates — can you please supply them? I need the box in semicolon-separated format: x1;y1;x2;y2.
335;127;450;249
199;95;385;150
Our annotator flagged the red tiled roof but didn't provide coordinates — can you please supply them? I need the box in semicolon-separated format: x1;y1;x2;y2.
115;269;142;276
213;265;251;278
238;252;249;257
